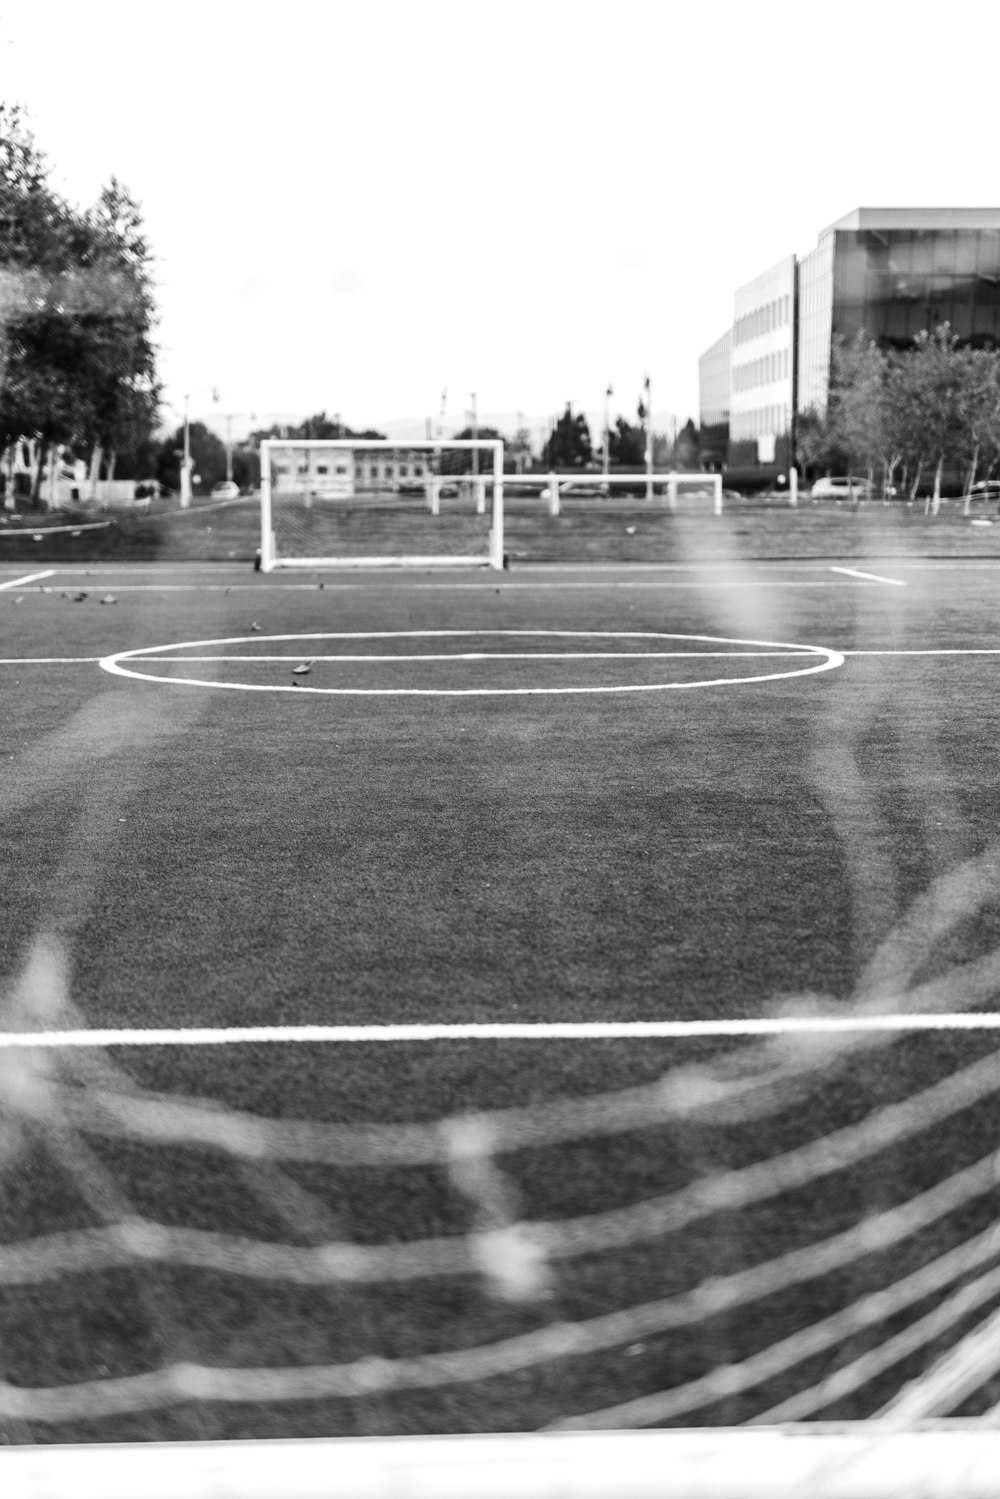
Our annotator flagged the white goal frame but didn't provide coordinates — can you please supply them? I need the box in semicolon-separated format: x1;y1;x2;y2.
259;439;504;571
512;472;724;516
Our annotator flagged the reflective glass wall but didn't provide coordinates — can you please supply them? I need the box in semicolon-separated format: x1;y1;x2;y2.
832;228;1000;350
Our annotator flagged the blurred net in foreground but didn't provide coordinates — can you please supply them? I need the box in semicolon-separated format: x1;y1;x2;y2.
3;828;1000;1454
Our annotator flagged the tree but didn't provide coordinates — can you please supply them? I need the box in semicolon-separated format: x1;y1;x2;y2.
439;425;505;476
157;422;227;494
607;415;644;467
674;418;699;471
0;107;160;504
799;323;1000;509
249;414;386;445
76;176;160;489
508;425;533;473
542;406;593;469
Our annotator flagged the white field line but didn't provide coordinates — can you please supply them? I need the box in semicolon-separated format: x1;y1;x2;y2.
0;569;55;591
4;1014;1000;1049
830;566;907;585
134;651;821;664
0;519;115;535
4;647;1000;667
842;649;1000;656
0;579;917;592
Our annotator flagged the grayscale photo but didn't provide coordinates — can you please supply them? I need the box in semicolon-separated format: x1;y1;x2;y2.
3;1;1000;1494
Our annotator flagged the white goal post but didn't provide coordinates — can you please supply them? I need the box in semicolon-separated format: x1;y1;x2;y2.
259;439;504;571
512;472;724;516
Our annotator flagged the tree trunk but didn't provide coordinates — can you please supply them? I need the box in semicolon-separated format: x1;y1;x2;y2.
911;461;923;502
964;446;979;517
886;456;899;504
30;437;49;507
931;454;944;516
88;443;102;504
1;444;13;511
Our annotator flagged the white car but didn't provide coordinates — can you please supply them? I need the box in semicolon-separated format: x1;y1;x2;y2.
810;476;884;500
210;481;240;500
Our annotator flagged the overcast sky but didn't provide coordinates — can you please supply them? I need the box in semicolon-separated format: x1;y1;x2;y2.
2;0;996;442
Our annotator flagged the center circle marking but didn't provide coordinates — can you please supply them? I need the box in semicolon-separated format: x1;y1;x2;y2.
98;631;845;695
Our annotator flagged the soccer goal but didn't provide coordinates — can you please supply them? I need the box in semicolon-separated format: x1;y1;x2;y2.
259;439;504;571
520;472;724;515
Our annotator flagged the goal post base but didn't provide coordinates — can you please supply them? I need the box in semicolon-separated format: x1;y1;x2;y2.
264;555;501;570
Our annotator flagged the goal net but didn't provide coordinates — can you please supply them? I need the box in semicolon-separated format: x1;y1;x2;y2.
259;439;504;570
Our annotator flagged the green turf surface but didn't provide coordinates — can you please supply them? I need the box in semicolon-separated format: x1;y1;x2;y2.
3;492;1000;565
2;553;1000;1441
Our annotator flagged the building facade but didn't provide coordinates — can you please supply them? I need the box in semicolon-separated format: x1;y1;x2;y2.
699;208;1000;481
729;254;795;472
697;328;732;471
272;448;431;497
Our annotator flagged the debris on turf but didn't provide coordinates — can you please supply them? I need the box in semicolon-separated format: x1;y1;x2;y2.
626;526;637;535
99;594;118;604
72;591;88;602
292;660;314;676
13;595;23;604
250;621;261;632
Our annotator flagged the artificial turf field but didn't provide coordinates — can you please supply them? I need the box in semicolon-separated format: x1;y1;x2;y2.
2;541;1000;1448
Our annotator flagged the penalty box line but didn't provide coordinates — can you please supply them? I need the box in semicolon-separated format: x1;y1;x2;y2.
0;569;56;591
4;1014;1000;1048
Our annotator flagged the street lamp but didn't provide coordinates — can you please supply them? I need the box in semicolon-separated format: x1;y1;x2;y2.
470;391;478;482
603;384;612;493
644;374;653;502
181;395;192;508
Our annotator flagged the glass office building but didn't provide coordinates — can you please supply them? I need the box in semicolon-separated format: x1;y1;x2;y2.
697;327;731;471
699;208;1000;478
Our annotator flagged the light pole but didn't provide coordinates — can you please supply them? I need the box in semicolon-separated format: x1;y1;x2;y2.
603;384;612;493
177;386;222;506
180;394;192;508
644;374;653;502
470;391;478;483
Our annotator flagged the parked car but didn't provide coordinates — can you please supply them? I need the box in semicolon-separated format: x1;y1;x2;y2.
810;476;896;501
210;480;240;500
969;480;1000;502
810;476;872;500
